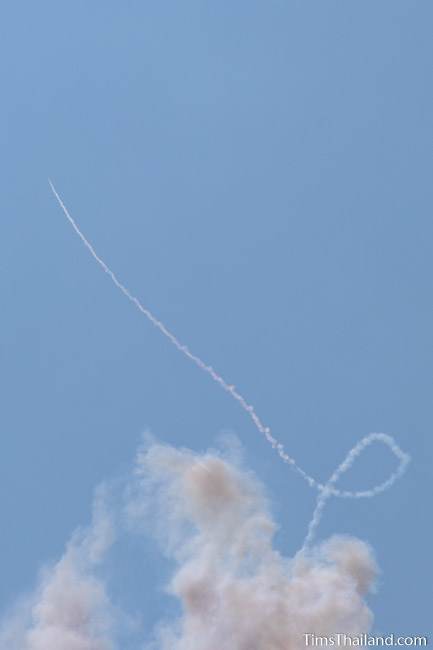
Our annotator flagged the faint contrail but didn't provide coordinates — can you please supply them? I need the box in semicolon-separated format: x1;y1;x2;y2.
48;179;410;547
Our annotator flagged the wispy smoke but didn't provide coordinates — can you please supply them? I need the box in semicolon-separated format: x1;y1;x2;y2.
0;439;382;649
48;180;410;548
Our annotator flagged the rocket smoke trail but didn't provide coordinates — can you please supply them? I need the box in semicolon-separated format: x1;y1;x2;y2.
0;182;412;649
48;180;410;547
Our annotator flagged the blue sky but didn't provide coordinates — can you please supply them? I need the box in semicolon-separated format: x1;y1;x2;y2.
1;0;432;640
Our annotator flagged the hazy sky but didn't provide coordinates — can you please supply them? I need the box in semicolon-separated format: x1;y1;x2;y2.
1;1;432;642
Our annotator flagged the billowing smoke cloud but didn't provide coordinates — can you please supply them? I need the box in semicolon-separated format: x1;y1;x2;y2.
0;488;115;650
1;438;380;649
129;440;378;649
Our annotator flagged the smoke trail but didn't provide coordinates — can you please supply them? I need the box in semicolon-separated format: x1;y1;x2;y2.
48;180;410;546
303;433;410;550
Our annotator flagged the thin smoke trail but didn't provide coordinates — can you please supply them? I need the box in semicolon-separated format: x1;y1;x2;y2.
302;433;410;550
48;180;410;547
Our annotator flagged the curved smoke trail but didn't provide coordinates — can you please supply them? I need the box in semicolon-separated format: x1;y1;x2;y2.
48;180;410;548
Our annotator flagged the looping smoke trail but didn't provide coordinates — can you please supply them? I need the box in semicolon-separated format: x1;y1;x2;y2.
303;432;410;550
49;180;410;547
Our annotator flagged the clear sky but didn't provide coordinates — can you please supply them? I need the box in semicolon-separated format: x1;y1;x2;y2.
1;0;432;641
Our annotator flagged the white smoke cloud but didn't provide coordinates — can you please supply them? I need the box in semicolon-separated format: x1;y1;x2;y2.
0;487;115;650
128;439;379;649
1;437;381;650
